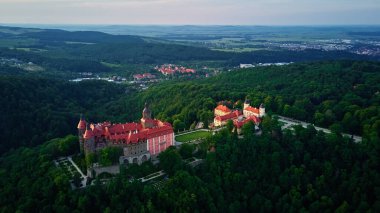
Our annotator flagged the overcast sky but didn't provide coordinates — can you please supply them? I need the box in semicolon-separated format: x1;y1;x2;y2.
1;0;380;25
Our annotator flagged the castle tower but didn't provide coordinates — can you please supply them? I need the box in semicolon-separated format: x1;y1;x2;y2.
83;125;95;154
141;102;154;128
77;114;86;154
142;102;152;119
244;98;250;110
259;103;266;118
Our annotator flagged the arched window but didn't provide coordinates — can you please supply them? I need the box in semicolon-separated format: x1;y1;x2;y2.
132;158;138;164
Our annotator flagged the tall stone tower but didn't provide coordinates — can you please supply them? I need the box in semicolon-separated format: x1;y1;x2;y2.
259;103;266;118
77;114;86;154
244;98;250;110
141;102;154;128
83;125;95;154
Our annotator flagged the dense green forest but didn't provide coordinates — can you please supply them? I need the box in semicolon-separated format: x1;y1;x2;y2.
2;21;380;213
0;48;113;74
129;60;380;139
1;116;379;212
0;76;132;154
1;60;379;154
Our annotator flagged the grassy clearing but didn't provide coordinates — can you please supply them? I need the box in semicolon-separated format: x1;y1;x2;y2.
65;41;95;45
175;131;211;142
101;61;122;68
211;47;263;52
15;47;47;52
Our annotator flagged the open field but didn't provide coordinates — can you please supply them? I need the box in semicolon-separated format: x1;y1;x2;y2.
175;130;211;142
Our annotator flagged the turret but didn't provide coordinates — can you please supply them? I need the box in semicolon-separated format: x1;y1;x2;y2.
77;114;86;131
142;102;152;119
259;103;266;118
83;125;95;154
244;98;250;110
141;102;154;128
77;114;86;153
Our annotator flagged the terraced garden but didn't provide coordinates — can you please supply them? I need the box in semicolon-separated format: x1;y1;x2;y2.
175;130;211;143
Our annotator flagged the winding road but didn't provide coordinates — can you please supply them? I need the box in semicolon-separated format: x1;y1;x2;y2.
277;115;362;143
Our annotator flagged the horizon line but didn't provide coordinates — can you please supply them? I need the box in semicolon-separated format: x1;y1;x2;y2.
2;23;380;27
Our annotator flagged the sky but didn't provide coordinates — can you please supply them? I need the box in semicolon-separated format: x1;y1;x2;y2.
0;0;380;25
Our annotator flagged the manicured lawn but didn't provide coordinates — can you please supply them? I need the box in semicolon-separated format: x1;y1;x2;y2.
175;131;211;143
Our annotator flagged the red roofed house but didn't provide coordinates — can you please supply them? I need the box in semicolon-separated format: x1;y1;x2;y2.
77;103;174;166
212;98;266;134
214;104;232;116
234;116;261;134
243;99;265;118
143;73;155;79
133;74;144;81
214;110;242;127
185;68;195;73
156;64;196;75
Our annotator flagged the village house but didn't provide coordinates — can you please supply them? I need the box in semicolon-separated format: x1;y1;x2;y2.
133;73;156;81
155;64;196;75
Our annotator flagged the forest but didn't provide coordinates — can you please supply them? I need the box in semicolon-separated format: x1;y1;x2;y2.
0;115;379;212
0;45;380;211
0;76;133;154
0;60;379;155
129;60;380;140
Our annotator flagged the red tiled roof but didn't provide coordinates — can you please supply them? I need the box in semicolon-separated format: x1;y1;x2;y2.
83;128;94;139
245;106;259;114
107;123;143;135
145;125;173;138
133;74;144;79
215;105;231;113
77;119;86;129
86;120;173;145
157;65;195;75
143;73;155;77
234;110;243;116
134;73;156;79
234;116;261;128
215;110;241;121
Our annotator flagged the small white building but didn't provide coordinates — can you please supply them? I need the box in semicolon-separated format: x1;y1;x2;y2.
240;64;255;69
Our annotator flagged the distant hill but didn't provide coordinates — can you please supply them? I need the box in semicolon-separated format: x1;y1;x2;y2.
0;25;378;72
23;29;144;44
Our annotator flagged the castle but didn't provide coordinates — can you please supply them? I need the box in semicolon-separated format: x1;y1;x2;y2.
77;103;174;165
213;99;265;133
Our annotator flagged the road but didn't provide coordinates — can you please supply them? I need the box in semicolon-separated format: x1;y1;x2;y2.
277;115;362;143
138;170;166;183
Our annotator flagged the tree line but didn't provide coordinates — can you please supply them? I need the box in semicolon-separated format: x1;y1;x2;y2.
0;116;379;212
